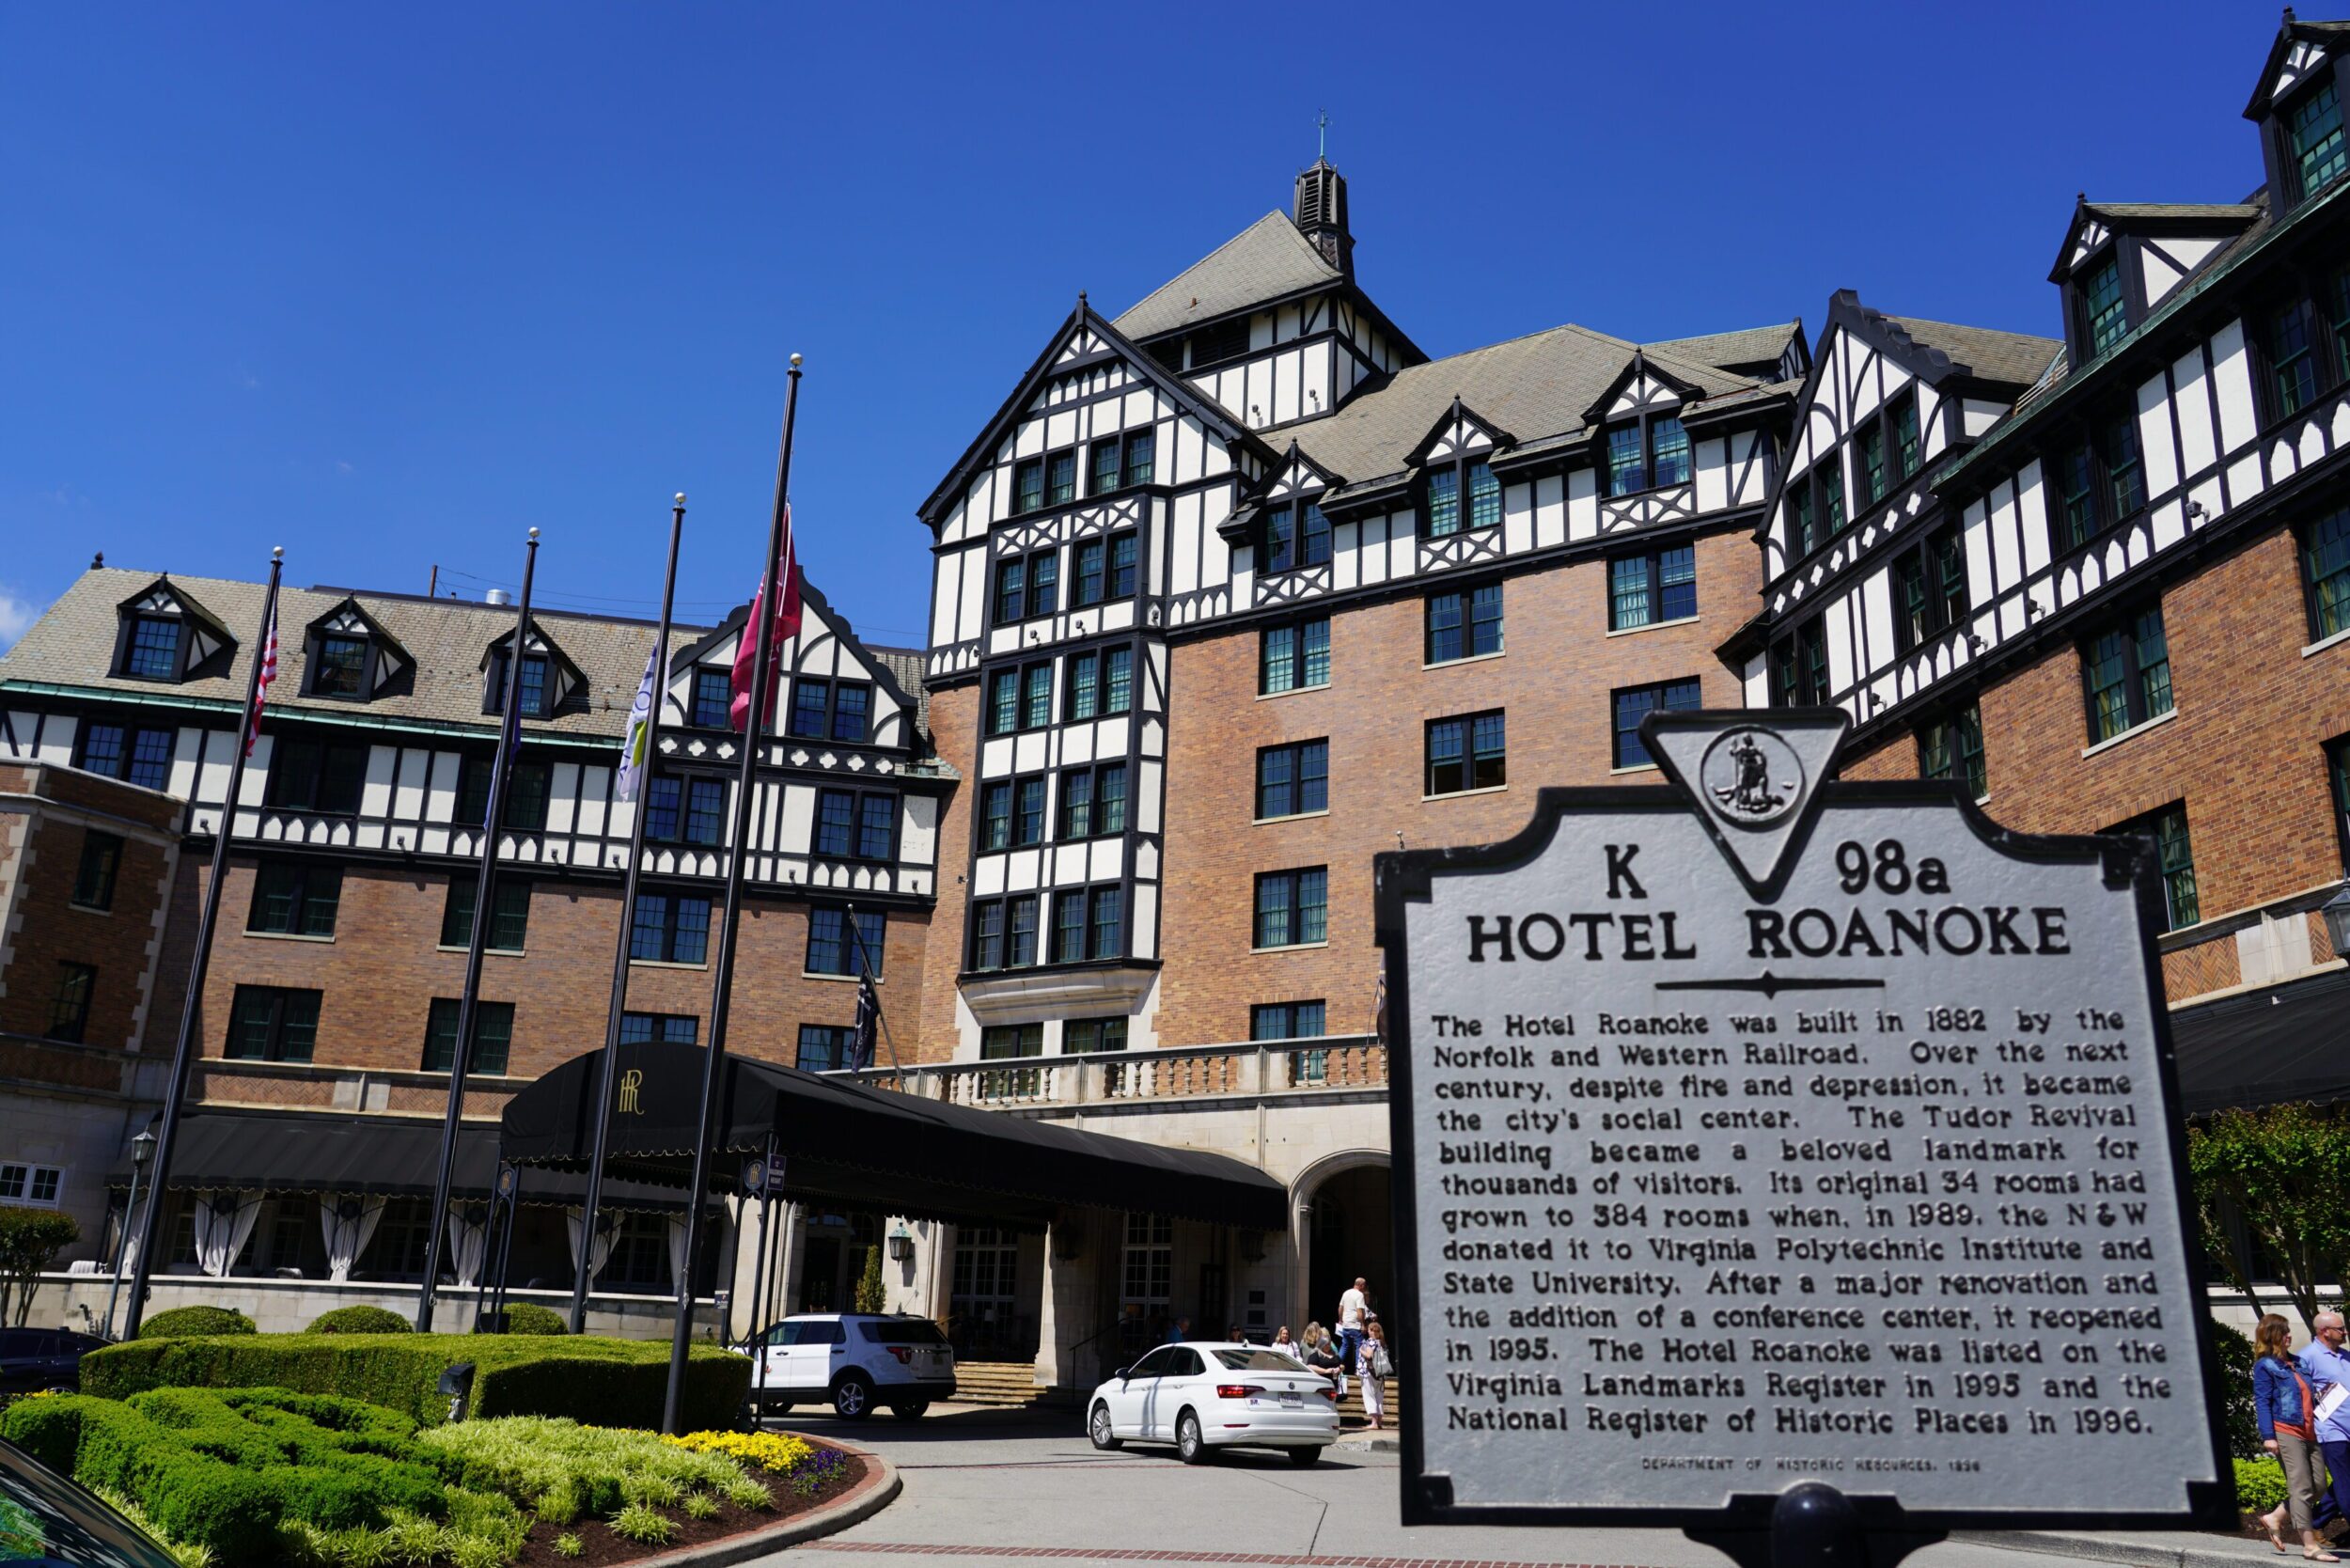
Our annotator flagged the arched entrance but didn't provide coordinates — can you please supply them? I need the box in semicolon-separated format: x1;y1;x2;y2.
1291;1152;1392;1335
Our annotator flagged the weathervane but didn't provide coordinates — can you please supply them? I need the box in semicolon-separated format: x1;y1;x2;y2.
1316;109;1328;161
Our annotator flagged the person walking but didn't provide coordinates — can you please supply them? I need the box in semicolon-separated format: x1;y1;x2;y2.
1338;1277;1370;1372
1359;1319;1396;1432
2298;1309;2350;1539
2258;1313;2341;1558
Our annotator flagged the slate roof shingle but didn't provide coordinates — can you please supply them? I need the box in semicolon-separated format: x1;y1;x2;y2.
1112;212;1343;340
1877;314;2065;388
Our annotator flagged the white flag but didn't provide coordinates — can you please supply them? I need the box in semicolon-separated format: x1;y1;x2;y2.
614;644;656;802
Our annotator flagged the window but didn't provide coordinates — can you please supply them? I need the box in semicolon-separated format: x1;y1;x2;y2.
226;984;320;1062
266;738;368;815
1109;530;1138;598
123;616;182;680
505;760;550;833
1089;438;1120;497
1059;762;1126;839
1892;527;1968;653
814;788;894;860
987;662;1053;735
1426;468;1458;535
1772;618;1828;706
1013;456;1045;515
1425;584;1503;664
807;907;885;977
1191;317;1251;366
1426;710;1506;795
1648;416;1690;489
1260;618;1330;695
1090;886;1123;959
248;861;340;937
2329;735;2350;868
441;875;529;952
1071;533;1134;606
619;1012;697;1046
486;650;553;718
1047;450;1076;506
2102;411;2146;524
1261;502;1332;573
1612;680;1700;769
1788;480;1818;558
2082;604;2174;744
2113;803;2200;931
1122;430;1155;487
1607;424;1643;496
1010;449;1075;514
313;635;368;698
77;725;175;792
422;998;512;1074
1887;392;1921;484
2306;505;2350;641
2289;80;2348;198
1013;776;1045;846
787;678;873;743
2054;443;2098;551
2078;256;2129;357
1253;868;1327;949
630;892;711;964
1607;413;1689;496
1251;1001;1325;1041
1064;1017;1128;1054
1856;421;1887;507
1121;1213;1173;1323
2330;266;2350;382
796;1025;854;1073
979;1023;1044;1096
1608;546;1698;631
1064;646;1133;720
2274;298;2324;417
691;668;732;729
980;780;1013;851
71;831;122;913
1087;431;1155;494
47;963;95;1043
1256;740;1328;820
646;775;726;845
1045;886;1122;964
1053;889;1088;964
0;1166;63;1208
970;895;1040;970
1919;705;1988;801
1819;462;1845;536
1424;459;1498;537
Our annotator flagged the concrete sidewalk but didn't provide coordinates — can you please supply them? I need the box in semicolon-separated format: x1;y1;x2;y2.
1960;1528;2293;1568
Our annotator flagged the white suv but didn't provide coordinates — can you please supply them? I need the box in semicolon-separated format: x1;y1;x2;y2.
743;1312;956;1420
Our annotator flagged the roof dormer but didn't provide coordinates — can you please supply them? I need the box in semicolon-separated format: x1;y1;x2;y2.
2247;12;2350;213
2048;197;2262;365
301;597;413;702
111;577;233;683
481;623;583;720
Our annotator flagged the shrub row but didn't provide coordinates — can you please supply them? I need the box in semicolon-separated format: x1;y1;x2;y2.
1;1386;449;1560
308;1304;411;1335
133;1305;255;1340
79;1332;750;1431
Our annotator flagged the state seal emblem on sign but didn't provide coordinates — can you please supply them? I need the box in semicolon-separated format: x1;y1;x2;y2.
1699;725;1801;825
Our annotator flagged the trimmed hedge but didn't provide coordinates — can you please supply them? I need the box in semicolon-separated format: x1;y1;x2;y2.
309;1304;412;1335
1;1386;447;1560
79;1332;751;1431
2237;1454;2290;1513
500;1302;569;1336
134;1305;255;1340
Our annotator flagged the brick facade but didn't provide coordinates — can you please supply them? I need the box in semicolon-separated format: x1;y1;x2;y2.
1153;528;1759;1047
913;684;979;1064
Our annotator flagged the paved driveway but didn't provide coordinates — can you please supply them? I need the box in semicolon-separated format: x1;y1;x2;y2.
754;1404;2107;1568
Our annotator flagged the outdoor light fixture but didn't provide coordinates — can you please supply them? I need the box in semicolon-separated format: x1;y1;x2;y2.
2323;883;2350;960
886;1222;914;1263
132;1129;155;1167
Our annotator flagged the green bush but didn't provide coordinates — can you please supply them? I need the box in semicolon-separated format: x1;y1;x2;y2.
2210;1320;2263;1459
79;1332;750;1431
0;1205;81;1328
309;1305;412;1336
134;1306;257;1341
499;1303;570;1336
2237;1454;2291;1513
0;1387;446;1560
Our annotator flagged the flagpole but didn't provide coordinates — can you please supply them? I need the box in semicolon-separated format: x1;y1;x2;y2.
841;901;902;1076
416;527;541;1331
121;548;284;1339
664;355;801;1435
569;494;689;1334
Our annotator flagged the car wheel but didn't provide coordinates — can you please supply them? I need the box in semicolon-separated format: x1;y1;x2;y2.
831;1373;874;1420
888;1400;930;1420
1176;1410;1213;1465
1287;1445;1323;1468
1089;1402;1122;1450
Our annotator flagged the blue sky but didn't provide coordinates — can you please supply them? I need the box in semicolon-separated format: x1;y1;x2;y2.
0;0;2289;653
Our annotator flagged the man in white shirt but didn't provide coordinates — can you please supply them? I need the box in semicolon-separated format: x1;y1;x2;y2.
1338;1278;1370;1372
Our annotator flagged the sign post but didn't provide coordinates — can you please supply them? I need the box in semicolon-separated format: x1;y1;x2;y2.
1374;710;2230;1566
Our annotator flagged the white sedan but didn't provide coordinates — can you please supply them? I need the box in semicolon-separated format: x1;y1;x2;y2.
1087;1341;1340;1465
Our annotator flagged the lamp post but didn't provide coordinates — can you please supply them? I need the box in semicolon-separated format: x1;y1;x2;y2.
2323;883;2350;961
102;1129;156;1341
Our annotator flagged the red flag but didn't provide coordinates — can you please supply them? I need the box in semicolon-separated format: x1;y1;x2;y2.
729;505;802;733
244;597;279;757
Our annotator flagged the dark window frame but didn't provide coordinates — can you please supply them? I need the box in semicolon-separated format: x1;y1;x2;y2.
1070;528;1141;608
71;830;123;913
1611;680;1701;770
2047;403;2152;553
1603;406;1691;498
1425;709;1508;796
1057;760;1128;840
1010;448;1079;516
1422;455;1502;537
993;549;1061;626
1255;739;1329;821
1062;643;1135;722
629;889;713;966
422;997;512;1075
1918;703;1989;802
306;631;380;701
265;737;368;816
813;786;897;862
1770;617;1829;707
226;983;320;1062
118;613;188;682
248;859;342;938
619;1012;698;1046
440;874;530;952
1086;430;1157;496
1425;582;1504;665
1259;617;1331;695
967;893;1041;972
1890;525;1970;654
2073;249;2131;360
689;667;733;729
2110;801;2201;932
986;661;1056;737
47;962;96;1043
1253;867;1329;950
2304;503;2350;643
644;773;726;846
806;906;885;977
1260;498;1333;574
1606;544;1699;632
2080;602;2175;744
484;648;556;719
787;677;875;745
74;723;176;792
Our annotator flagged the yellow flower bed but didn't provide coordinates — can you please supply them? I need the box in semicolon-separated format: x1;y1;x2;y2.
659;1429;813;1474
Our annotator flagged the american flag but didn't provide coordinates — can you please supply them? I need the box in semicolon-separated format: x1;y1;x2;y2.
244;596;279;757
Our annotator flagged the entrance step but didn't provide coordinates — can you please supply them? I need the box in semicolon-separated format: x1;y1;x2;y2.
1335;1378;1401;1422
952;1361;1048;1406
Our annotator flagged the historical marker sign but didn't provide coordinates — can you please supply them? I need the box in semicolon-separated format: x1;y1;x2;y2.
1375;710;2229;1532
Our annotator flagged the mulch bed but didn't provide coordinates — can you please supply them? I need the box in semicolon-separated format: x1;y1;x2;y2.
508;1444;869;1568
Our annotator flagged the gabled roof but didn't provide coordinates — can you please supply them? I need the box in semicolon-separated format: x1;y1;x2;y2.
2244;15;2350;118
118;575;235;651
916;301;1275;530
1872;309;2063;391
1112;212;1345;340
666;576;927;744
1644;321;1805;377
2045;196;2263;282
1579;348;1712;425
306;594;413;666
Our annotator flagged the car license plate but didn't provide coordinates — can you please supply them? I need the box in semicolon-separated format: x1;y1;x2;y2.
1279;1391;1302;1408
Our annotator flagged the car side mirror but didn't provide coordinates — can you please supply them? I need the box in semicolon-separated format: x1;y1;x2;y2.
1112;1367;1131;1382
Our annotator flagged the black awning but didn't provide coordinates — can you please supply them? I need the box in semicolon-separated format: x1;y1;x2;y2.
499;1043;1291;1231
2172;968;2350;1115
108;1107;697;1212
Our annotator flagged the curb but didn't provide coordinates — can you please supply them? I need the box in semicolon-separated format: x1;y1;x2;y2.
1955;1529;2268;1568
628;1438;901;1568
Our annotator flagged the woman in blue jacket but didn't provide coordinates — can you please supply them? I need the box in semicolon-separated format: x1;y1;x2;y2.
2257;1313;2340;1559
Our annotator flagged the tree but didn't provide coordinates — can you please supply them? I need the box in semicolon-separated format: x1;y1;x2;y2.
853;1244;886;1314
0;1206;82;1327
2188;1104;2350;1328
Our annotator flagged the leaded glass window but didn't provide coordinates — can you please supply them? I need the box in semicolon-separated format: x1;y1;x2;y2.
1466;461;1501;527
2308;505;2350;640
2081;257;2128;355
1426;468;1460;536
1612;680;1700;769
2291;81;2348;196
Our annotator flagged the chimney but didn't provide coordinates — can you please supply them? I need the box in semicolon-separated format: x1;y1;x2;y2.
1293;158;1352;277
